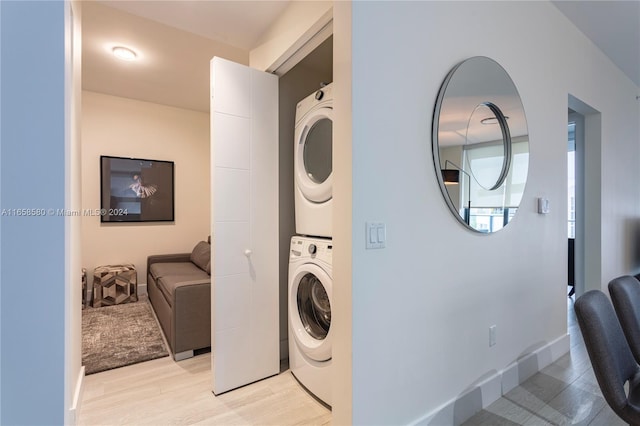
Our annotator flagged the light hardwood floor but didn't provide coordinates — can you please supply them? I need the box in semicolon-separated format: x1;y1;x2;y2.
77;354;331;426
80;296;621;425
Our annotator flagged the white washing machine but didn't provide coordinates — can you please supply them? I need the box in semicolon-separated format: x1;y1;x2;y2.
294;83;333;238
288;236;332;406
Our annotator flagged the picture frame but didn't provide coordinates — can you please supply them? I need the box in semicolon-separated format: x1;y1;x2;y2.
100;155;175;222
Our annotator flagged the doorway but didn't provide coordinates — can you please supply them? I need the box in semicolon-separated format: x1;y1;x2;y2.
277;36;333;363
567;117;576;298
568;109;585;300
209;30;333;395
567;94;603;298
567;112;584;299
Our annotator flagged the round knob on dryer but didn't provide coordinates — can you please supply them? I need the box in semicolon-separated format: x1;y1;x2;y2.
315;90;324;101
308;244;317;255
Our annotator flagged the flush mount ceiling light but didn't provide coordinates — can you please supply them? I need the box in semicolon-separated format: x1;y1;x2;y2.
112;46;137;61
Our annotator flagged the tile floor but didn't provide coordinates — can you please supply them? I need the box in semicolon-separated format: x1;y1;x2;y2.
462;296;625;426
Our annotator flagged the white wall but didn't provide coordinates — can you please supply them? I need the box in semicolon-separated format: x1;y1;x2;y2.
250;0;332;72
0;1;67;423
1;2;3;417
333;1;640;424
332;1;353;423
66;1;84;423
81;91;210;288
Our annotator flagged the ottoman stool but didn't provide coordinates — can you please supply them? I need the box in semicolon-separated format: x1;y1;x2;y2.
92;264;138;307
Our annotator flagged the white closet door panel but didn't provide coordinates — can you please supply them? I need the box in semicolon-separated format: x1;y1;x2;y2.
213;113;250;170
211;57;279;395
250;71;279;228
212;58;251;117
215;274;251;332
248;70;280;370
214;168;250;223
214;222;250;277
214;327;256;388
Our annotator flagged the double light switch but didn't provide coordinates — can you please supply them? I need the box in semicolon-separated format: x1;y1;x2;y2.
366;222;386;249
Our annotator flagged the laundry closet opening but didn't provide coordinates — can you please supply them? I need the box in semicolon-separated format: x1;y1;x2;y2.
277;35;333;364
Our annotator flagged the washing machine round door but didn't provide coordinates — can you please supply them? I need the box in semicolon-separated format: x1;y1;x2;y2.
295;107;333;203
289;263;332;361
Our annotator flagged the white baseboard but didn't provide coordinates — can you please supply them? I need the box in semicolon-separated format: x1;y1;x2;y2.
138;282;148;297
412;334;571;426
68;366;85;425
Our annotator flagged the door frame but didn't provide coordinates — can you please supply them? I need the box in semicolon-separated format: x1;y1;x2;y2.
568;94;602;296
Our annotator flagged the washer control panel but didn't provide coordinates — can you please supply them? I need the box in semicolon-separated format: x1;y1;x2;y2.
290;236;332;264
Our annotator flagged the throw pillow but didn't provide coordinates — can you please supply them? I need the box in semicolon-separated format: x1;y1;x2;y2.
190;241;211;273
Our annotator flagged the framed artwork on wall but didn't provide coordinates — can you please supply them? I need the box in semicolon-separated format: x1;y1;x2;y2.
100;155;175;222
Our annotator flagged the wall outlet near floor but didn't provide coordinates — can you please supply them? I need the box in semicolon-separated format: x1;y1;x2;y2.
489;325;497;347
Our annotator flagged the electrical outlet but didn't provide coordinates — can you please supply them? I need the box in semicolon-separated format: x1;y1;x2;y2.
489;325;497;347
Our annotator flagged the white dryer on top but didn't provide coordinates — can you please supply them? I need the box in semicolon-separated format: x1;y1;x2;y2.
294;83;333;238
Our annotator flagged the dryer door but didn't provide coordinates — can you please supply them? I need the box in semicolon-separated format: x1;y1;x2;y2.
289;263;332;361
295;107;333;203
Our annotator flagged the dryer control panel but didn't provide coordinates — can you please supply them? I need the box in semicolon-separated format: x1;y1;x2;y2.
295;82;333;126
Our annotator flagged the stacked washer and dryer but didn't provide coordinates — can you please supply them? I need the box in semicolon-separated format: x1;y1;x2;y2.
288;83;334;406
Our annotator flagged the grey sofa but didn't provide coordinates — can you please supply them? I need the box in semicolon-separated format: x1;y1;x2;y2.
147;240;211;360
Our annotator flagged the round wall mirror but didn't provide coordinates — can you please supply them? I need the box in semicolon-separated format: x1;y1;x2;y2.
432;56;529;233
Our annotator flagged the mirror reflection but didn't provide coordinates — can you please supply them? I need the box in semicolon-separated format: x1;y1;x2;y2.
433;56;529;233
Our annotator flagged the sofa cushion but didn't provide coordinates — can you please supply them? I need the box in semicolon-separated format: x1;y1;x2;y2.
157;274;210;307
149;262;205;280
190;241;211;274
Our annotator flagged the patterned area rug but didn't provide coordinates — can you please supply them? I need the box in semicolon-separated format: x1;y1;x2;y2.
82;301;169;375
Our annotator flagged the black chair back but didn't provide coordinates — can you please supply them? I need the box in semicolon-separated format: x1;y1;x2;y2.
609;275;640;364
575;290;640;424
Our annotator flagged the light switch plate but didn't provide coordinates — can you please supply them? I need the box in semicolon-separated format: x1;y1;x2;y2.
537;197;550;214
366;222;386;249
489;325;497;347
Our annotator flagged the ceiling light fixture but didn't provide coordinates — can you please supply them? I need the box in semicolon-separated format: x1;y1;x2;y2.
112;46;137;61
